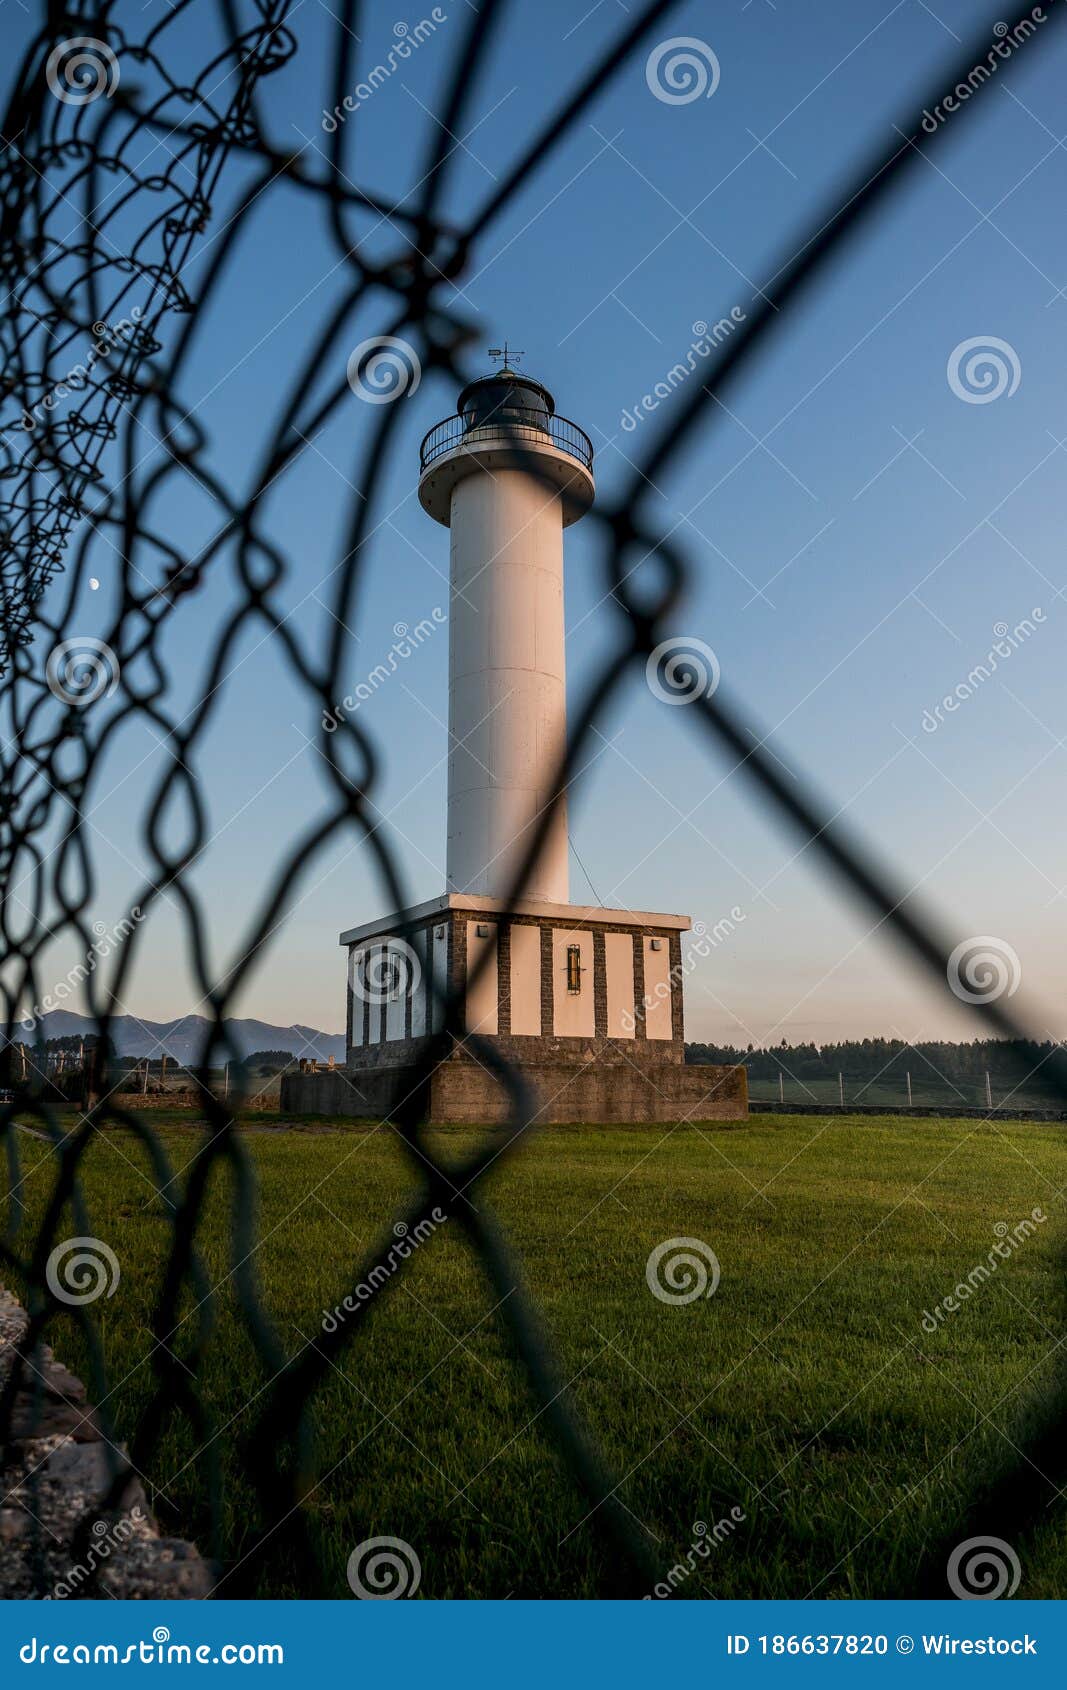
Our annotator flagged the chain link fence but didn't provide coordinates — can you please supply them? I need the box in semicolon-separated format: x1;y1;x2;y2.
1;0;1066;1598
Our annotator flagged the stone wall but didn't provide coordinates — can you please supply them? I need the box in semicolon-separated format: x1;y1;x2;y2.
0;1286;212;1598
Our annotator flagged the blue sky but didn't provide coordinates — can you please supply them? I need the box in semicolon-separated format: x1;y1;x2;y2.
13;0;1067;1044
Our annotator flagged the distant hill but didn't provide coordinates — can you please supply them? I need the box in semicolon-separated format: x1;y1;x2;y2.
14;1011;345;1066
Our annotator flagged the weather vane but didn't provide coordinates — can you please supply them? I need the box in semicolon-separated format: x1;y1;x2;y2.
488;341;524;372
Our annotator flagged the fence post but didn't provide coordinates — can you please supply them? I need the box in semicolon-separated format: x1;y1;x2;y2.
838;1071;844;1107
906;1069;912;1107
142;1058;149;1095
985;1070;992;1109
778;1071;784;1105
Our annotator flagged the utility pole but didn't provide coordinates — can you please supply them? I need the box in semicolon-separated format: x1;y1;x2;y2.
778;1071;784;1105
985;1070;993;1109
838;1071;844;1107
142;1057;149;1095
906;1069;913;1107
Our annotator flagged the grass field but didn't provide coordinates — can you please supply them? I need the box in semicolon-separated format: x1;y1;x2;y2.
4;1112;1066;1599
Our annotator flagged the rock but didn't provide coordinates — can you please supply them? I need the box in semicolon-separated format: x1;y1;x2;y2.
0;1510;29;1542
1;1282;208;1599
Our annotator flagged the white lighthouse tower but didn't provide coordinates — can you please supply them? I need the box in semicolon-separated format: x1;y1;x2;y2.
322;353;747;1127
417;354;594;904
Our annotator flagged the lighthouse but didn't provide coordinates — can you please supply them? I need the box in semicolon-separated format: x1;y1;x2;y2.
301;354;747;1126
418;358;594;905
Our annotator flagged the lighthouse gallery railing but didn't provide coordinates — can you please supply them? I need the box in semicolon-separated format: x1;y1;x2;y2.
419;411;594;473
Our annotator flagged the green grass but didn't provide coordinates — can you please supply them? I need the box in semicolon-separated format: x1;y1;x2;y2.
4;1111;1066;1598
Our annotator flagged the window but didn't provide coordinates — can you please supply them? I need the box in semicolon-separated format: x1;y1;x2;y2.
566;943;582;994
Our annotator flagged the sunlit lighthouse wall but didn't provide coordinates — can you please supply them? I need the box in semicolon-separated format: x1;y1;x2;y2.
286;358;747;1124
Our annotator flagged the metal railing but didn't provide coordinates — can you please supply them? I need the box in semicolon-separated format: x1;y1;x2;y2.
419;410;595;473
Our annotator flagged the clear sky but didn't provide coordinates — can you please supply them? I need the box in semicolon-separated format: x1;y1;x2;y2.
12;0;1067;1045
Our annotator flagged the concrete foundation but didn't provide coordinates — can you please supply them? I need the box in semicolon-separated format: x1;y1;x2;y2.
280;1054;747;1125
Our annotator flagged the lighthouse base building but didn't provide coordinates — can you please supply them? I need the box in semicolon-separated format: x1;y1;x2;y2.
282;888;746;1123
283;362;745;1125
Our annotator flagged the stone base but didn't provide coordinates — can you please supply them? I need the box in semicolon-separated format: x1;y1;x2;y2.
280;1057;747;1125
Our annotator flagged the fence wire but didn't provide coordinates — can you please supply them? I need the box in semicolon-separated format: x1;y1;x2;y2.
1;0;1065;1599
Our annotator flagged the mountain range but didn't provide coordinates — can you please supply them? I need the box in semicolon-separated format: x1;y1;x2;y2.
16;1011;346;1065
